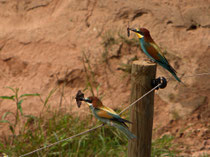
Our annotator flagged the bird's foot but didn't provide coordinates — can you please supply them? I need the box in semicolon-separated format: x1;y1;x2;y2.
144;58;155;63
149;59;155;63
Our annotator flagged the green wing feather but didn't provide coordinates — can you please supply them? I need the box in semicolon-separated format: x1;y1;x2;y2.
145;42;181;82
94;107;136;139
96;106;132;127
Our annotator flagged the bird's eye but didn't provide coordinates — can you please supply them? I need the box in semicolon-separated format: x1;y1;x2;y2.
87;99;92;103
138;31;142;34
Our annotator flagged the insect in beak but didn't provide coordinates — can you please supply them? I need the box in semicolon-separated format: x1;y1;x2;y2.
127;27;141;37
75;90;85;108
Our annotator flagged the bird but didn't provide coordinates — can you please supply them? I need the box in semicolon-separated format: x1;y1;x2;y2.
128;28;181;82
76;92;136;140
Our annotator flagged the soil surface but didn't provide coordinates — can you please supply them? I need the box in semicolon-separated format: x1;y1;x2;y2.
0;0;210;156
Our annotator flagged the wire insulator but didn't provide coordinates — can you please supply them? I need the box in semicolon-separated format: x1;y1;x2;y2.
151;77;167;90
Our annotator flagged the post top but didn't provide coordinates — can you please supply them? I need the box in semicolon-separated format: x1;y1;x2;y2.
132;60;156;66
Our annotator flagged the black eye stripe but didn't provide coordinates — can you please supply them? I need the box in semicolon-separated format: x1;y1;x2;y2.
87;99;92;103
138;31;142;34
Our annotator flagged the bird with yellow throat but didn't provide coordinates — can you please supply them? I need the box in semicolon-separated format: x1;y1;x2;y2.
76;91;136;140
128;28;181;82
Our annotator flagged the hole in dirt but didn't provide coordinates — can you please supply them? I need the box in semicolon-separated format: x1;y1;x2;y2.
187;24;198;31
167;20;173;24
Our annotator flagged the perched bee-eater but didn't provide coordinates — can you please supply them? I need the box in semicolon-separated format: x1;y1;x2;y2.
76;92;136;140
128;28;181;82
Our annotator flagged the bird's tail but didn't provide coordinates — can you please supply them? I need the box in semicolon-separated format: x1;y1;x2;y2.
165;64;182;83
171;72;188;87
113;123;136;140
158;61;182;83
170;71;181;82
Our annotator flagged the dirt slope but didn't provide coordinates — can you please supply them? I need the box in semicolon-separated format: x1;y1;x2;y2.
0;0;209;156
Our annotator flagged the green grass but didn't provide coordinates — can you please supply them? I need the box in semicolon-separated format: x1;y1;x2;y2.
0;88;178;157
151;135;178;157
0;87;40;137
0;110;127;156
199;153;210;157
0;110;178;157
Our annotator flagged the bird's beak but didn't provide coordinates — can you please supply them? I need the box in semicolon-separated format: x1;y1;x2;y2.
128;28;139;33
81;98;92;107
128;28;144;38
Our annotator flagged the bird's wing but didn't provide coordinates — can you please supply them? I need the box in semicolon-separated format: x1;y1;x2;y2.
150;43;165;56
146;43;177;75
95;106;118;119
145;42;168;63
96;106;132;125
152;43;176;73
99;106;118;115
95;109;114;119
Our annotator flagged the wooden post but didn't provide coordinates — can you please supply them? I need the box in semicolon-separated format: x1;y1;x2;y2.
128;60;157;157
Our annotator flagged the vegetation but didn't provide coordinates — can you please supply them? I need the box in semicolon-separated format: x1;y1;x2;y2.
81;50;99;97
0;87;39;137
151;135;178;157
101;30;139;64
0;88;178;157
0;31;180;156
0;110;127;156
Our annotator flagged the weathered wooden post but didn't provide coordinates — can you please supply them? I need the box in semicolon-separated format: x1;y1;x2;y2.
128;60;157;157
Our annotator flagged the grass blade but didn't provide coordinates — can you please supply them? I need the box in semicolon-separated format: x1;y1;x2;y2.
0;119;12;124
0;96;15;100
24;115;37;120
17;99;24;115
5;87;15;93
19;93;40;98
2;112;15;120
43;88;57;107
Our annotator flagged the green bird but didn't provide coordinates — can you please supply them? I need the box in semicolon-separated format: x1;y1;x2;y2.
129;28;181;82
76;94;136;140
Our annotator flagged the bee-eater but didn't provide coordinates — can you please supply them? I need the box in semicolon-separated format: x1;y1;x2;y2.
76;93;136;140
129;28;181;82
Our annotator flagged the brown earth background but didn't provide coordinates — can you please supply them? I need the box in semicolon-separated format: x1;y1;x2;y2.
0;0;210;156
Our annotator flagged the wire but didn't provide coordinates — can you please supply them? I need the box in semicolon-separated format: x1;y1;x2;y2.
20;84;160;157
181;72;210;78
119;84;161;114
19;124;103;157
166;72;210;80
19;72;210;156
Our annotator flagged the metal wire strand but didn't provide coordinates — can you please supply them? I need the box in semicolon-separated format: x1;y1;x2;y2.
20;84;161;157
19;71;210;156
20;71;210;156
181;72;210;78
119;84;161;114
166;72;210;80
19;124;103;157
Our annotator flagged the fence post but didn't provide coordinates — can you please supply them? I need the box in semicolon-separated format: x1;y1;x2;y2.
128;60;157;157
